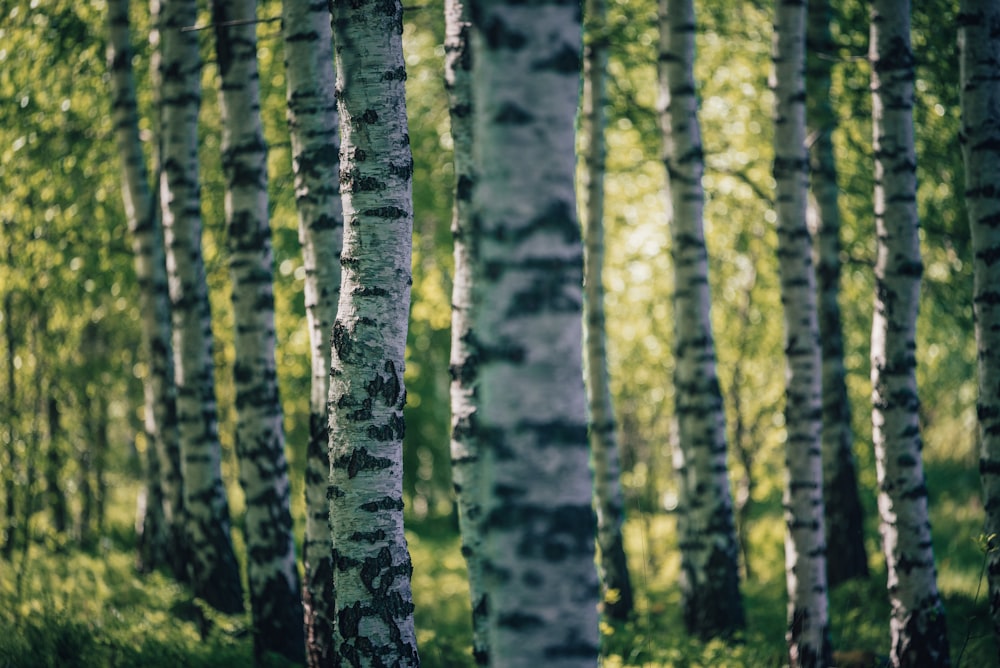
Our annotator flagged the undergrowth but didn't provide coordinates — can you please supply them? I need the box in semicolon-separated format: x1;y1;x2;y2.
0;464;996;667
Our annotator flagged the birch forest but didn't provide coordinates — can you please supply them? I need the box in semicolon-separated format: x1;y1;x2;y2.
1;0;998;666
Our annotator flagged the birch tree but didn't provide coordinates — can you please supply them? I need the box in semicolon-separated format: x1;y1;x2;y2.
281;0;343;662
960;0;1000;654
772;0;832;664
108;0;184;577
869;2;953;664
445;0;490;660
158;0;242;614
658;0;743;637
805;0;869;588
327;0;419;662
467;0;601;662
211;0;303;659
582;0;634;625
870;2;950;665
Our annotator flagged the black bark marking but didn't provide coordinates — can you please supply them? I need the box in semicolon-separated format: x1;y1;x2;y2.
334;446;392;479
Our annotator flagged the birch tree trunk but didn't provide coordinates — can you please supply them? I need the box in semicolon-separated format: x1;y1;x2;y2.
281;0;343;663
467;0;601;663
658;0;743;637
805;0;869;589
772;1;832;665
108;0;184;576
870;2;950;665
582;0;634;625
211;0;303;658
445;0;490;660
158;0;243;614
960;0;1000;656
328;0;419;663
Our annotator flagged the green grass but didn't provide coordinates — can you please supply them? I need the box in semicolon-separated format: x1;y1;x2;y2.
0;465;997;667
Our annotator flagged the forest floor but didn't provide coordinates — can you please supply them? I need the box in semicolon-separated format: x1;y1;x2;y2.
0;458;996;667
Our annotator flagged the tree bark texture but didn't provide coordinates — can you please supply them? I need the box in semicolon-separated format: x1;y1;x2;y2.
211;0;304;659
870;2;950;665
467;0;601;664
445;0;490;661
108;0;184;577
658;0;743;638
960;1;1000;658
772;1;832;665
582;0;635;625
158;0;243;614
805;0;869;589
281;0;344;663
328;0;419;663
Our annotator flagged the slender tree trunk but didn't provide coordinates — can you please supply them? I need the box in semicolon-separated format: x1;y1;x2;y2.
444;0;490;660
772;1;832;665
45;395;68;536
281;0;343;663
327;0;419;663
581;0;635;625
658;0;743;638
870;2;950;665
960;1;1000;658
2;266;17;560
211;1;304;659
467;0;601;663
158;0;243;614
108;0;184;575
805;0;870;590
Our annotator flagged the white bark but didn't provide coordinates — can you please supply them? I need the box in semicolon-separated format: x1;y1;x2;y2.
328;0;419;663
158;0;242;614
211;0;302;659
468;0;600;664
805;0;869;589
281;0;343;663
445;0;489;661
658;0;743;637
772;1;831;665
870;2;950;665
960;0;1000;655
582;0;634;626
108;0;183;575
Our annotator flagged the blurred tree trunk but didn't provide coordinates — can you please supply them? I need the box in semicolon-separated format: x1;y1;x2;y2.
327;0;419;662
45;394;68;537
582;0;634;625
870;2;950;665
658;0;743;637
158;0;243;615
466;0;600;663
444;0;489;661
805;0;869;589
211;0;304;660
772;1;832;665
2;258;17;560
960;0;1000;656
281;0;343;663
107;0;184;576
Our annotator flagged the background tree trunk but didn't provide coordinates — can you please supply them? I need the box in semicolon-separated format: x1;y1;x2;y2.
467;0;601;663
211;0;303;659
582;0;635;625
281;0;343;663
327;0;419;662
772;0;832;665
805;0;869;590
158;0;243;614
960;0;1000;657
444;0;490;660
870;1;950;665
659;0;743;637
108;0;183;576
